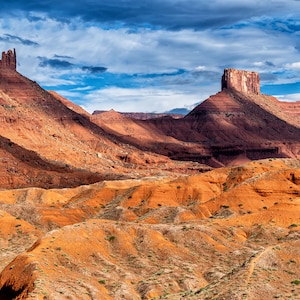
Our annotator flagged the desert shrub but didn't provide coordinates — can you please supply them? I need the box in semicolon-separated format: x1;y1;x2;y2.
107;235;116;242
289;223;298;227
221;205;229;209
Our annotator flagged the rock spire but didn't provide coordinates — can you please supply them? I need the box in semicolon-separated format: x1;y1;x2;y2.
0;49;17;70
222;68;260;94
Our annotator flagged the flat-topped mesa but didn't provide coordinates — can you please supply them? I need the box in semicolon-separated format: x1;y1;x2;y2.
222;68;260;94
0;49;16;70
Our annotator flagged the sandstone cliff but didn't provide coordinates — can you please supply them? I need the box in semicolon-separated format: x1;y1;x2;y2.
222;68;260;94
0;49;16;70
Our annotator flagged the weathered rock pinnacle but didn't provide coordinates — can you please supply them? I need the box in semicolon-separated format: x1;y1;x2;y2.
222;68;260;94
0;49;17;70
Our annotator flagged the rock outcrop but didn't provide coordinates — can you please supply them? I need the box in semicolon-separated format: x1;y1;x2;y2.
0;49;16;70
222;68;260;94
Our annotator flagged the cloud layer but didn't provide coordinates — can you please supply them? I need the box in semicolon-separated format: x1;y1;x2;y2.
0;0;299;112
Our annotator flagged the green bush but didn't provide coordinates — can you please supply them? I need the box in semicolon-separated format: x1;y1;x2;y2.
107;235;116;242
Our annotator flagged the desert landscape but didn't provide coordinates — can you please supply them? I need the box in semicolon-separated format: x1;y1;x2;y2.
0;49;299;300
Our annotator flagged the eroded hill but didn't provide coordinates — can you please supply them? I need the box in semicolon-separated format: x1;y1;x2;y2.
0;158;299;299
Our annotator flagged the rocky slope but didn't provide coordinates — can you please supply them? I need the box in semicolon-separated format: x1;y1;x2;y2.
0;51;208;189
0;158;299;299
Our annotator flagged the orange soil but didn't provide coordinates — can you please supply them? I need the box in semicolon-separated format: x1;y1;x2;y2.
0;158;299;299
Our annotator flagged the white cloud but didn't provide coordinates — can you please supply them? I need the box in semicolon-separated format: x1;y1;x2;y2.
1;10;300;112
1;15;294;78
253;61;264;67
275;93;300;102
194;66;207;71
80;86;216;113
285;62;300;70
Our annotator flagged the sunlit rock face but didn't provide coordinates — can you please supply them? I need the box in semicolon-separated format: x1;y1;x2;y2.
222;68;260;94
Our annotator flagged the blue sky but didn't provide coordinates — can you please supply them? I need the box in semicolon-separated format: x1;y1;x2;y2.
0;0;300;113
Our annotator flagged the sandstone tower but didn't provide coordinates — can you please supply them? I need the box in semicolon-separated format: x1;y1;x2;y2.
222;68;260;94
0;49;17;70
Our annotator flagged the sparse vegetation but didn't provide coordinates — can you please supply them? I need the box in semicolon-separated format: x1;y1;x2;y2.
98;279;106;285
222;182;229;191
221;205;229;209
107;235;116;242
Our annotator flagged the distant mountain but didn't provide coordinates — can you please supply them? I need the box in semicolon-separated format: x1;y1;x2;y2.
93;110;185;120
164;107;191;115
95;68;300;167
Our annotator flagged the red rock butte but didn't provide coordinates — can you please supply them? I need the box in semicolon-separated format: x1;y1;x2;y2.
222;68;260;94
0;49;16;70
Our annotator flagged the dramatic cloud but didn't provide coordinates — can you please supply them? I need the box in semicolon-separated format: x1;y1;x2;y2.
0;0;299;112
54;54;74;59
0;33;39;46
0;1;299;31
81;66;107;74
38;57;107;74
38;57;74;69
